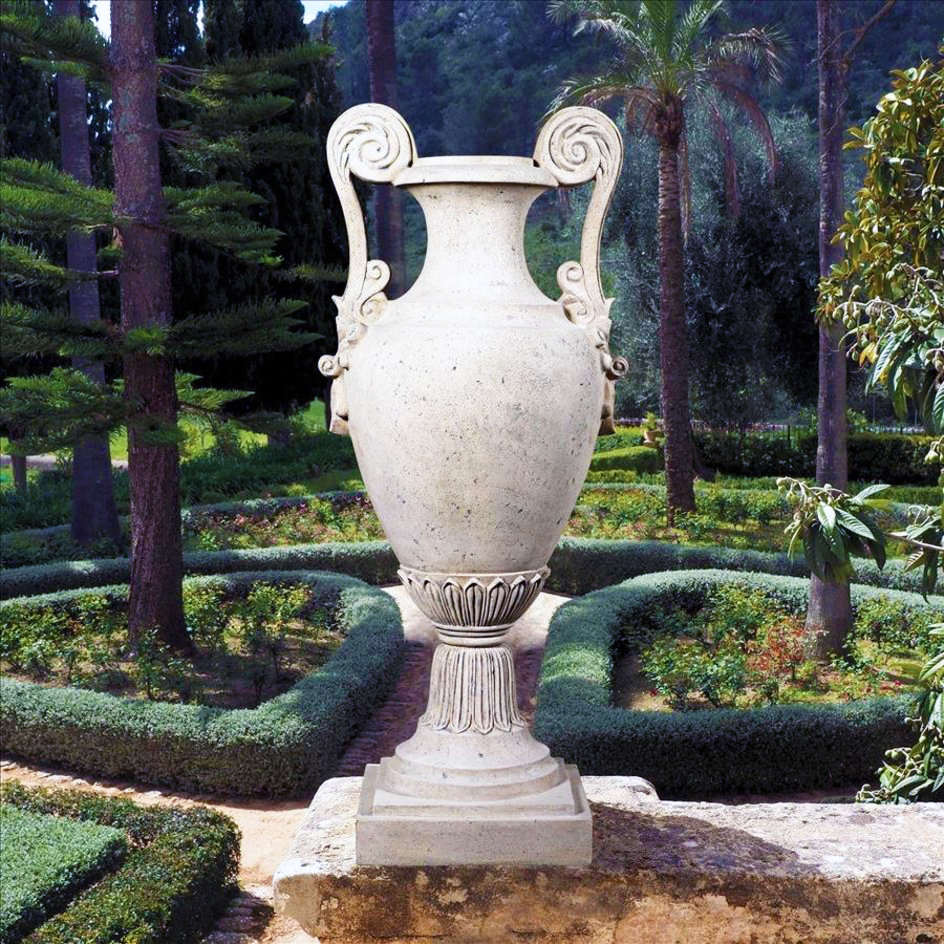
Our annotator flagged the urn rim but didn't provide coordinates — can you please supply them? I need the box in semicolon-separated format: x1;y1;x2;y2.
394;155;558;188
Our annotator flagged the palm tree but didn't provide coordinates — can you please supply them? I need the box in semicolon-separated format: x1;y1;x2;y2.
550;0;784;522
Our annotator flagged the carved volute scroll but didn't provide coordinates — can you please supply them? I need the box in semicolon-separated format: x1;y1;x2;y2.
320;104;417;434
534;107;629;432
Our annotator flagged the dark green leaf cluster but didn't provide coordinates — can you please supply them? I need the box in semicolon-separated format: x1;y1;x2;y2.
0;781;238;944
779;479;889;584
0;572;404;795
0;805;126;943
0;0;107;78
859;624;944;804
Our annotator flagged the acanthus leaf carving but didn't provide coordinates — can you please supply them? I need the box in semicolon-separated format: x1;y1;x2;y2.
419;644;526;735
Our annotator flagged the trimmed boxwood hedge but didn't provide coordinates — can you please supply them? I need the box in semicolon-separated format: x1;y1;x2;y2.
534;569;936;797
0;782;238;944
589;445;663;474
0;571;404;796
0;535;929;601
0;806;127;943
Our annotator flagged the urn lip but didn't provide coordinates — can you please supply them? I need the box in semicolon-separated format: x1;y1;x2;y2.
394;155;558;188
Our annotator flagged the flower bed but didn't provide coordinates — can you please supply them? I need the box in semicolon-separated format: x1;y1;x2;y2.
0;571;404;796
1;576;348;708
534;570;937;797
0;782;238;944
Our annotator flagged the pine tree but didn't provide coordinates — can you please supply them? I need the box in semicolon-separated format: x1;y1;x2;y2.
0;1;333;650
54;0;121;549
0;0;56;495
194;0;346;425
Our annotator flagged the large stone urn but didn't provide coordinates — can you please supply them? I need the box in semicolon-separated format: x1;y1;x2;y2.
320;103;626;866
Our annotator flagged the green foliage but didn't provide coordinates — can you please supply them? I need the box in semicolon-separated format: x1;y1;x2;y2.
589;445;663;475
0;782;238;944
858;625;944;804
534;570;931;796
691;428;940;485
0;806;126;944
0;2;333;458
821;51;944;457
0;527;932;603
0;572;404;795
187;0;347;418
778;478;887;583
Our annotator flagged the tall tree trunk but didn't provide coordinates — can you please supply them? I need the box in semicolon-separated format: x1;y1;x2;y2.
365;0;405;297
54;0;122;551
11;450;27;495
110;1;191;653
808;0;851;658
657;133;696;524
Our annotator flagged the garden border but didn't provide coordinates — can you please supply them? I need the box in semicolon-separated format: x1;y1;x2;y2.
0;535;929;599
533;569;933;797
0;781;238;944
0;571;404;796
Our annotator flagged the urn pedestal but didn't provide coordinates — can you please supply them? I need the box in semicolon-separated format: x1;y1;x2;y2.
319;103;626;866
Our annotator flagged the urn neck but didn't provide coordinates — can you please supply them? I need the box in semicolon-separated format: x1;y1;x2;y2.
395;158;558;307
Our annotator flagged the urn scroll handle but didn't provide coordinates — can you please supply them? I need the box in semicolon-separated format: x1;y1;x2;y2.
320;104;417;434
534;107;629;434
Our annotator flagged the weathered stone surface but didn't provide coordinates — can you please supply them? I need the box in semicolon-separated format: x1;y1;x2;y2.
274;776;944;944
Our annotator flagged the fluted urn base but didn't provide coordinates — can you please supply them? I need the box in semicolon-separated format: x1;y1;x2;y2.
355;570;592;866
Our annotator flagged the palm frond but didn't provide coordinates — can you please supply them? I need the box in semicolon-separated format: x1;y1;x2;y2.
711;78;778;181
549;73;656;114
673;0;726;60
702;26;788;84
707;100;740;217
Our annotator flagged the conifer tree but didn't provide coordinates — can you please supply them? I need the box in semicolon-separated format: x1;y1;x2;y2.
54;0;121;549
195;0;346;425
0;1;333;650
0;0;56;495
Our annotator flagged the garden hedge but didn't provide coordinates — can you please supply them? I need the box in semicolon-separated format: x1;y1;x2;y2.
589;445;663;475
0;807;126;943
0;534;930;600
0;782;238;944
534;569;936;797
0;571;404;796
692;429;940;485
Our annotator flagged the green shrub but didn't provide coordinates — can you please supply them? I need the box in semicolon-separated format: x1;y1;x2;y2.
691;429;938;485
0;782;238;944
0;571;404;795
534;570;937;796
1;536;930;603
0;806;127;943
589;445;663;475
0;433;357;533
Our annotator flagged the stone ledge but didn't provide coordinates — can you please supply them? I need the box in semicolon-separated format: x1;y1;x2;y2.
274;776;944;944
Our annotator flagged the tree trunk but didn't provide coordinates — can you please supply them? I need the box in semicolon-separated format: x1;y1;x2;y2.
11;451;27;495
657;133;696;524
110;1;191;653
54;0;122;551
365;0;405;297
808;0;851;656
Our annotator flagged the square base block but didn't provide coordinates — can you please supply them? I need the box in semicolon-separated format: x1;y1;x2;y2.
356;761;592;866
274;776;944;944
